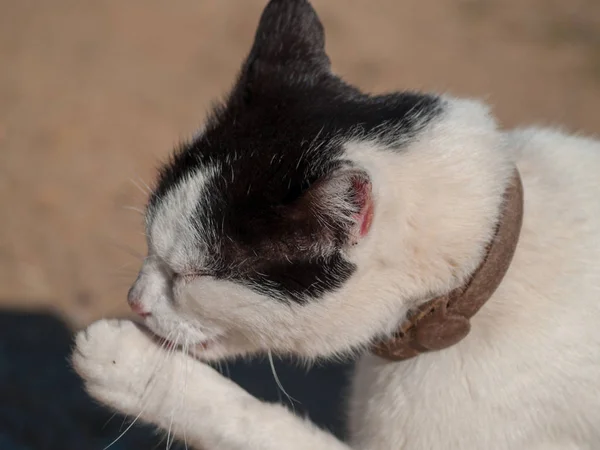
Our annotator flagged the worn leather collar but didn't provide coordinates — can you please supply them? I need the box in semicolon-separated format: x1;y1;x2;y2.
372;169;524;361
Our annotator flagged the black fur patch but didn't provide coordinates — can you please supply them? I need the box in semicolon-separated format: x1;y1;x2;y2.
147;0;442;303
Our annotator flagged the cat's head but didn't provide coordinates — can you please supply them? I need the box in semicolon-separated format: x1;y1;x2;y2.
128;0;512;361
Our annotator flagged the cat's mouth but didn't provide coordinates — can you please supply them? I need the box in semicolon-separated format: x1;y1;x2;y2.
153;333;218;354
194;339;214;351
135;318;223;354
136;320;230;360
157;337;217;352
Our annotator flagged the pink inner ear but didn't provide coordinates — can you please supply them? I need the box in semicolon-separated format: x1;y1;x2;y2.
352;178;374;239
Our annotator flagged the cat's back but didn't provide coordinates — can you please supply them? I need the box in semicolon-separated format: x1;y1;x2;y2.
508;126;600;210
350;126;600;449
506;128;600;268
496;127;600;432
506;127;600;295
479;126;600;444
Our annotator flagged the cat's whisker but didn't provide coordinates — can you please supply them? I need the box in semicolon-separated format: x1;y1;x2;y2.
118;414;129;434
147;330;178;387
130;177;152;197
104;281;131;291
181;337;190;450
103;330;179;450
106;271;138;279
105;265;140;279
105;240;145;261
116;261;138;271
268;350;299;413
137;176;153;195
101;411;119;431
122;205;145;215
164;331;184;450
135;331;179;449
103;412;145;450
132;332;177;422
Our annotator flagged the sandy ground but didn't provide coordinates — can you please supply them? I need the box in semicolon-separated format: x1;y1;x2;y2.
1;0;600;328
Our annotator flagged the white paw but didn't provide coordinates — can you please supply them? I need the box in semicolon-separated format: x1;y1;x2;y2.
72;319;168;416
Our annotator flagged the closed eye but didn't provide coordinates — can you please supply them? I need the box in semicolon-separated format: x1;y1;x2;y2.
172;270;210;283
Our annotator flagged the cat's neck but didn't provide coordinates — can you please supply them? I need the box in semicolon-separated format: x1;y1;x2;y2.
346;97;515;313
274;98;517;359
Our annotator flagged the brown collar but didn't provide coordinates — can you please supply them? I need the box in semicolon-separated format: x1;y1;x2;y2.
372;169;524;361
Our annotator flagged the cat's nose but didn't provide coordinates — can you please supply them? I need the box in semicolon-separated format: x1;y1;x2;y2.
127;287;151;318
129;300;151;318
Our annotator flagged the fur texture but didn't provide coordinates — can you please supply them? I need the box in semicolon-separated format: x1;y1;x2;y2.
72;1;600;448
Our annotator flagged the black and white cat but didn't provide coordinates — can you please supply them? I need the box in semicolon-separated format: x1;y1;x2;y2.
72;0;600;448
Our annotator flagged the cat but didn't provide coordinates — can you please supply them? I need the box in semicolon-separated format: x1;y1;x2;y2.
71;0;600;448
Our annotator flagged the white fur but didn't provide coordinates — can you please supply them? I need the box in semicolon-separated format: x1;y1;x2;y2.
73;97;600;449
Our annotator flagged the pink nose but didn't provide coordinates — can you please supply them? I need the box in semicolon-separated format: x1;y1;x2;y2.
127;296;151;318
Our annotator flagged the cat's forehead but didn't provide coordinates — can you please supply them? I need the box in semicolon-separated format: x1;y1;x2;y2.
145;163;218;268
145;132;332;265
144;85;442;269
148;82;442;217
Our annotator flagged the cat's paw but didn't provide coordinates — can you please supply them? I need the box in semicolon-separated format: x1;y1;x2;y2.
72;319;167;415
73;318;245;431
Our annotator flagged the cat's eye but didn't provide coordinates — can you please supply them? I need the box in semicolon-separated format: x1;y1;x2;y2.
173;272;195;283
172;270;209;283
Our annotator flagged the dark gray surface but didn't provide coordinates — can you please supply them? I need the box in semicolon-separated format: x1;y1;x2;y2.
0;310;352;450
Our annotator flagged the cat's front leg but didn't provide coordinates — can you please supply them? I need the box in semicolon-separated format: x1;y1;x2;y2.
72;319;350;450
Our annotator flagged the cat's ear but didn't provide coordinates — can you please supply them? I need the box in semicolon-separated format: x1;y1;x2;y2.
244;0;330;76
286;167;374;248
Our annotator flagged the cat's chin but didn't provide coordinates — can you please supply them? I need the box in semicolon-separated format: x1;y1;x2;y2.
188;336;275;362
187;341;254;362
161;335;219;353
138;320;268;362
153;335;229;362
138;323;225;359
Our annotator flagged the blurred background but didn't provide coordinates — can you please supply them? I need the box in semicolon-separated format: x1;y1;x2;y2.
1;0;599;448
